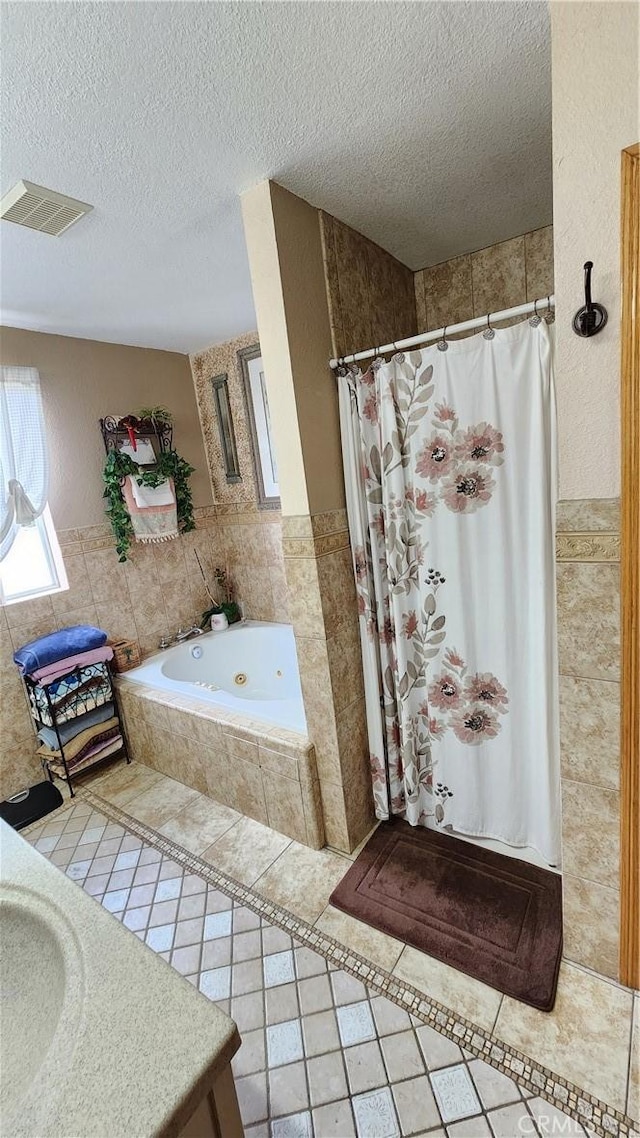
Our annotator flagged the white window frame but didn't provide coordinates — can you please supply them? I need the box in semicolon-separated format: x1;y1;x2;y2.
0;504;68;606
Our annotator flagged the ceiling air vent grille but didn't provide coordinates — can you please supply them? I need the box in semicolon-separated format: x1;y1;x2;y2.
0;180;93;236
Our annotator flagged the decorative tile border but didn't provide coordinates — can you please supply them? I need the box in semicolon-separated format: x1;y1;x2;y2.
77;788;637;1138
282;531;350;559
556;533;620;562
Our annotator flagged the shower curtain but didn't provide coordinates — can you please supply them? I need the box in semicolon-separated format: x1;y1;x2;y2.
338;320;561;865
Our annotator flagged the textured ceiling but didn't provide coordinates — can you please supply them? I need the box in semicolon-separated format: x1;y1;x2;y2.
0;1;552;353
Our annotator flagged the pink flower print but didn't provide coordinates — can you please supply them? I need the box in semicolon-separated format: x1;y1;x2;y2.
456;422;504;466
434;402;457;423
428;672;463;711
452;705;501;745
379;616;395;646
464;672;509;713
444;647;465;670
416;433;455;481
442;465;496;513
353;547;368;581
363;392;378;424
369;754;386;785
357;594;366;616
402;611;419;639
428;716;446;739
415;489;437;516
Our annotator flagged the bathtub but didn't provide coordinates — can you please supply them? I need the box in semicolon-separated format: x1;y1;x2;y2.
124;621;307;734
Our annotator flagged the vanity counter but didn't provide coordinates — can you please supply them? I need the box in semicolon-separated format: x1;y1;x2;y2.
0;821;242;1138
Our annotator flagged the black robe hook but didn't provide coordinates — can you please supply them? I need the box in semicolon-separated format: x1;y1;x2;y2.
573;261;608;337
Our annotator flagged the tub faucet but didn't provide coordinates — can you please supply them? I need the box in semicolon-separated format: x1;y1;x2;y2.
175;625;204;642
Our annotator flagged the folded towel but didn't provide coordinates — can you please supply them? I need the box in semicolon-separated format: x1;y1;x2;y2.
45;734;123;775
130;476;175;508
37;702;114;750
29;664;112;726
37;716;119;763
32;645;114;684
122;475;179;544
14;625;108;676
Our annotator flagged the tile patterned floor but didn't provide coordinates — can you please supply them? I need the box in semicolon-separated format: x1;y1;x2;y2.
24;796;585;1138
21;783;632;1138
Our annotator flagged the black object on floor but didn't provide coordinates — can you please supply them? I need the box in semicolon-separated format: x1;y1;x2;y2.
330;818;563;1011
0;780;64;831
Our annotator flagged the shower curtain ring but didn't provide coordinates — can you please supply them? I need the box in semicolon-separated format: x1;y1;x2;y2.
529;299;542;328
437;325;449;352
483;313;496;340
544;295;555;324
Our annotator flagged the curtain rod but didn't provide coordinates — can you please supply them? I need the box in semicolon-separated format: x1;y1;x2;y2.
329;295;556;370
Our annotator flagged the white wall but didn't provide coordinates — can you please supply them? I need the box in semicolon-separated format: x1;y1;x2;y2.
551;1;639;500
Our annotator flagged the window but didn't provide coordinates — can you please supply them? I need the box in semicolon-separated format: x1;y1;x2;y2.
0;366;68;605
0;504;67;604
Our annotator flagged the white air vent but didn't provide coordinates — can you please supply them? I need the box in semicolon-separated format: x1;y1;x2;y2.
0;180;93;236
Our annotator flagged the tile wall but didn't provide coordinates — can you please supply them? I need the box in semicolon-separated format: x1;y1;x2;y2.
0;510;219;800
282;511;375;853
116;680;325;849
189;332;289;624
414;226;554;331
556;501;621;979
320;212;417;360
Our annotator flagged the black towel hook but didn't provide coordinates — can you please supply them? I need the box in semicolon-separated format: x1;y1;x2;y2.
573;261;608;337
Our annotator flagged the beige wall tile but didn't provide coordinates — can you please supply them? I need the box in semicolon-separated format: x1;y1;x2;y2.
83;549;128;606
414;272;427;333
285;558;325;639
5;593;55;630
0;735;40;800
562;874;619;979
318;780;351;852
524;226;554;301
422;254;473;331
296;639;341;784
561;778;620;887
471;236;526;317
52;554;94;615
263;774;308;845
335;696;369;786
559;676;620;790
326;616;365;714
629;999;639;1123
495;962;632;1111
556;498;620;533
301;775;325;850
556;561;620;681
316;547;358;641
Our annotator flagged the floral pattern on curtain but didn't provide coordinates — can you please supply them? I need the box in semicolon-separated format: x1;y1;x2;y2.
338;323;560;863
341;352;508;827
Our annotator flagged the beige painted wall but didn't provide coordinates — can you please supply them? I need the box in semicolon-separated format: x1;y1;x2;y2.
242;181;346;517
0;326;212;529
551;0;639;500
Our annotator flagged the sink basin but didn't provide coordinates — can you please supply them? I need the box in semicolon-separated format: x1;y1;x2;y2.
0;885;84;1133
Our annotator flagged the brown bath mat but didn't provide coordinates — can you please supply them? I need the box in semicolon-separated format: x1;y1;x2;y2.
330;819;562;1011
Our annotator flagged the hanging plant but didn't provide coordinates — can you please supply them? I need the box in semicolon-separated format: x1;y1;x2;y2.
103;448;196;562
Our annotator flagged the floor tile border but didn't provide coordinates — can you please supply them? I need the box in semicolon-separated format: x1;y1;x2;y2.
66;790;635;1138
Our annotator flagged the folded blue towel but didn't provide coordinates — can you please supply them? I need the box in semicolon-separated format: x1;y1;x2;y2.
13;625;108;676
37;702;114;750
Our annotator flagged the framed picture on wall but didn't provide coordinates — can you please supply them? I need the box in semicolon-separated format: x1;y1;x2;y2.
238;344;280;509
